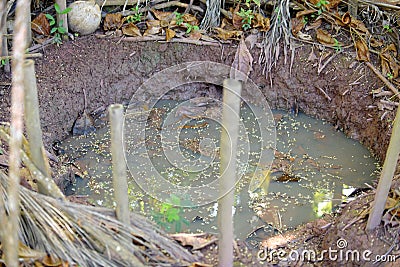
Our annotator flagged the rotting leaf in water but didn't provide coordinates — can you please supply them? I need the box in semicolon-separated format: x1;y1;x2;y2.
31;13;51;36
170;233;218;250
72;111;95;136
230;37;253;82
276;173;300;183
103;13;123;31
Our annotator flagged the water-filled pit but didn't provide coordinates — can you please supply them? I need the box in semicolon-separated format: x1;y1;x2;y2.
59;98;379;243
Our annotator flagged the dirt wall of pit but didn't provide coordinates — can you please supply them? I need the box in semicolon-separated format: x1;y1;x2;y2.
0;35;394;162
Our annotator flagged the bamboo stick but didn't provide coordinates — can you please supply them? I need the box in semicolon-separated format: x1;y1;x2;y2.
23;59;54;195
56;0;68;40
109;104;130;225
5;0;32;264
0;52;42;60
366;105;400;230
0;0;10;72
218;79;242;267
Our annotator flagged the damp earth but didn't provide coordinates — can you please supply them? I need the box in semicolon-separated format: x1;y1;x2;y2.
1;35;399;266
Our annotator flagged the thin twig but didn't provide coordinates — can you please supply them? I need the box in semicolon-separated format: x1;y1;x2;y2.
116;35;220;46
318;52;338;75
0;53;42;60
365;61;400;100
316;86;332;101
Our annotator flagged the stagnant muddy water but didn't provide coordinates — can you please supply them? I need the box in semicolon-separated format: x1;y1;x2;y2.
59;98;379;242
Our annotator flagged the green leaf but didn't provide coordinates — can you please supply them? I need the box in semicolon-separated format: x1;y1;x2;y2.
58;27;67;34
253;0;261;7
51;27;58;33
169;194;181;205
60;7;72;15
45;13;54;20
160;203;171;213
166;209;180;222
54;3;61;13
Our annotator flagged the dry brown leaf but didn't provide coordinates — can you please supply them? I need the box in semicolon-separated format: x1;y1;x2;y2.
122;23;142;37
151;9;174;21
230;37;253;82
104;13;123;31
316;29;335;45
170;233;217;250
297;31;313;41
355;39;370;62
350;18;370;35
305;18;322;31
296;9;316;17
308;0;341;9
165;28;176;41
380;44;399;78
220;17;236;31
188;31;202;40
144;20;162;36
370;37;384;48
42;255;63;266
18;241;47;259
341;12;351;25
232;4;243;30
190;263;213;267
31;13;50;36
291;17;305;36
182;13;198;26
253;13;270;31
214;27;242;40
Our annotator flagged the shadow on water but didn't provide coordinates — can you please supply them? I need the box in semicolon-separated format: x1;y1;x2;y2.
60;99;379;243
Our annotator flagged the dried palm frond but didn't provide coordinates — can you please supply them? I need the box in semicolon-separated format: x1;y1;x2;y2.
201;0;223;30
259;0;292;80
0;170;198;266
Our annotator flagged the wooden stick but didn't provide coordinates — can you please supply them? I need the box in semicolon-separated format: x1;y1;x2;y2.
366;61;400;100
316;86;332;101
366;103;400;230
109;104;130;225
23;59;53;195
56;0;68;40
0;0;10;73
0;126;66;199
218;79;242;267
5;0;31;264
0;53;43;60
118;35;220;46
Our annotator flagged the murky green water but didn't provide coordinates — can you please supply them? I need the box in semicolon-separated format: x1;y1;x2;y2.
60;100;379;241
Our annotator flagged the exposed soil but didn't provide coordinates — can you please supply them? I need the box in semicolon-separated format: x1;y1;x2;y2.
1;35;399;265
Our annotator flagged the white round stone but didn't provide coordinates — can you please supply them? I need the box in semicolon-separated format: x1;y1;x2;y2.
68;1;101;35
